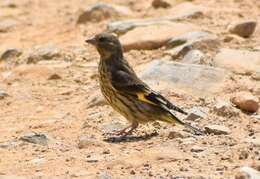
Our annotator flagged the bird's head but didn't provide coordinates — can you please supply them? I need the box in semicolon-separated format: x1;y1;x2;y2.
86;33;123;59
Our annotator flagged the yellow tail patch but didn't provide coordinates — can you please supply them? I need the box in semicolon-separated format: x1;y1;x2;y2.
136;92;156;105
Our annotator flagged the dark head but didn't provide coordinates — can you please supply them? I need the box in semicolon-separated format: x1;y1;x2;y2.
86;33;123;59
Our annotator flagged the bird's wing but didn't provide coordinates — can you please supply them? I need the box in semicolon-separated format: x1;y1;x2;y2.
111;70;188;115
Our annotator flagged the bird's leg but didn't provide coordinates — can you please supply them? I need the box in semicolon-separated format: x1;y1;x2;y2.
121;122;139;136
113;125;132;136
113;122;139;136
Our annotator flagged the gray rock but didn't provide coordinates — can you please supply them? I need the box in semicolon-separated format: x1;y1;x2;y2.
213;100;239;117
0;140;23;149
204;125;231;135
78;136;97;149
0;48;22;61
191;145;204;152
87;95;107;108
165;31;219;58
231;92;259;113
182;50;205;64
0;90;8;99
101;121;125;133
228;20;257;38
77;3;132;23
139;60;229;97
213;48;260;75
98;171;112;179
240;166;260;179
107;12;202;35
186;106;208;120
19;132;48;146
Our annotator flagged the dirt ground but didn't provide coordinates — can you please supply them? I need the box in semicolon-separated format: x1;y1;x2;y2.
0;0;259;178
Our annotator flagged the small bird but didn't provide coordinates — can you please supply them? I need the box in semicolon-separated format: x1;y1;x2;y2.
86;33;204;136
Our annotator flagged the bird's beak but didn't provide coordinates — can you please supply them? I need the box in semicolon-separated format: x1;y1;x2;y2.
85;37;97;46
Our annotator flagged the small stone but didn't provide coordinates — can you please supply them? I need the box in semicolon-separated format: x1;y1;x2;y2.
152;0;171;8
165;31;219;58
19;132;48;146
86;154;101;163
240;166;260;179
0;90;8;99
78;136;97;149
191;145;204;152
204;125;231;135
48;73;62;80
130;170;136;175
0;140;23;149
182;50;205;64
98;171;112;179
231;92;259;113
87;95;107;108
77;3;132;23
186;106;208;120
0;48;22;61
228;20;257;38
252;71;260;81
213;100;239;117
239;151;249;160
168;131;184;139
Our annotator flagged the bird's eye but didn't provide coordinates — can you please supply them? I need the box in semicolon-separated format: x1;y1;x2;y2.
99;37;106;42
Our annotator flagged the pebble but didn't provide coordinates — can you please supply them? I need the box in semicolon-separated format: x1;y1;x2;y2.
191;145;204;153
228;20;257;38
152;0;171;8
204;125;231;135
0;90;8;99
182;50;205;64
0;48;22;61
213;100;239;117
165;31;219;58
231;92;259;113
19;132;48;146
77;3;132;23
78;136;97;149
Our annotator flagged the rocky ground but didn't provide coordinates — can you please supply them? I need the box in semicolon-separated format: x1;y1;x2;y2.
0;0;260;178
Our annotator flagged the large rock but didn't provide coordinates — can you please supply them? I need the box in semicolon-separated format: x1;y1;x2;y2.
120;23;197;51
139;60;229;96
77;3;132;23
231;92;259;113
165;31;219;58
213;48;260;75
228;20;257;38
107;7;202;35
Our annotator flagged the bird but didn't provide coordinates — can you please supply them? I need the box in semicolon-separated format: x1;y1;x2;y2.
86;32;204;136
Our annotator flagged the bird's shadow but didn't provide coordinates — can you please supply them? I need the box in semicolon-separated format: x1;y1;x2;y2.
103;132;159;143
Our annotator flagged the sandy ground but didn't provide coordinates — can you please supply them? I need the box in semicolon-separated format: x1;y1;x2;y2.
0;0;259;178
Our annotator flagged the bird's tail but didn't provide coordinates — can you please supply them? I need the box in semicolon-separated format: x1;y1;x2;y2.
168;110;205;135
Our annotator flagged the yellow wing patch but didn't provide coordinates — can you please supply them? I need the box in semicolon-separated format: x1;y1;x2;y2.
136;92;156;105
